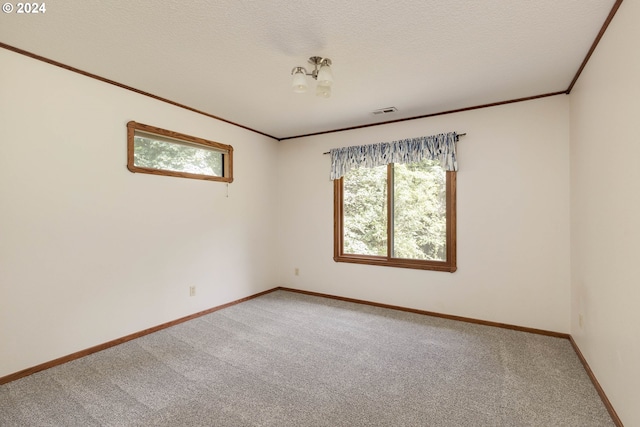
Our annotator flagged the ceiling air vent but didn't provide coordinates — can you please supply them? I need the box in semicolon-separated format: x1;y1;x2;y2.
372;107;398;115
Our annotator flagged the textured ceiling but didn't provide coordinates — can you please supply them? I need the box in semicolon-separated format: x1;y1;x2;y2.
0;0;618;139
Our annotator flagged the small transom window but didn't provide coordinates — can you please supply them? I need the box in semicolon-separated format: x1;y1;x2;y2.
127;121;233;183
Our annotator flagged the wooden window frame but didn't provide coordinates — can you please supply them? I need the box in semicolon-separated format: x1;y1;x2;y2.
334;165;456;272
127;121;233;183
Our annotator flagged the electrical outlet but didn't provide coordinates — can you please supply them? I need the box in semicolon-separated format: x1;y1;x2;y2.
294;268;299;276
189;286;196;297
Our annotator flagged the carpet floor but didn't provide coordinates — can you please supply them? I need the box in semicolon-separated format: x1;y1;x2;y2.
0;290;614;426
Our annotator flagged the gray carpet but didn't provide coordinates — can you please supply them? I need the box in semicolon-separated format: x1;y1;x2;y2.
0;290;614;426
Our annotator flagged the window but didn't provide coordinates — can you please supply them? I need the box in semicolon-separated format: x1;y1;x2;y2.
334;159;456;272
127;121;233;182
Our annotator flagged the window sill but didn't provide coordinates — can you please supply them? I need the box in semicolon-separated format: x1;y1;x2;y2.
334;254;457;272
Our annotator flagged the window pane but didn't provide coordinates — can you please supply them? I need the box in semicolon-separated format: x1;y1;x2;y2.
393;160;446;261
133;136;223;177
343;165;388;256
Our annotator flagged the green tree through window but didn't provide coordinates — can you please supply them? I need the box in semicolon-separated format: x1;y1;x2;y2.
393;160;447;260
343;165;387;256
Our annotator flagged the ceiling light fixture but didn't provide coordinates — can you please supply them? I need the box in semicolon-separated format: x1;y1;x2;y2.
291;56;333;98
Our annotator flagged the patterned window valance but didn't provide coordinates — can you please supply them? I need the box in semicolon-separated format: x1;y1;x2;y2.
329;132;458;180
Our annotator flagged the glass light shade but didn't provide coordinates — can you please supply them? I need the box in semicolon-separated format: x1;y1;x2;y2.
292;71;308;93
317;65;334;86
316;83;331;98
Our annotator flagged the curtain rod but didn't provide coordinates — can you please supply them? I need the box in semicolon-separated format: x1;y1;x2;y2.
322;133;466;155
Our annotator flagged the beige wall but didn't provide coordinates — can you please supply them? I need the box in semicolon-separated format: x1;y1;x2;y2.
278;95;571;333
569;0;640;425
0;49;280;377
